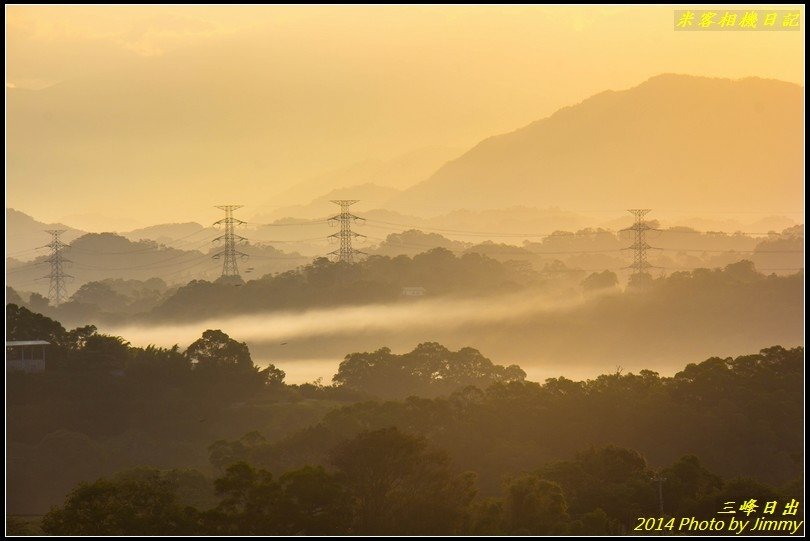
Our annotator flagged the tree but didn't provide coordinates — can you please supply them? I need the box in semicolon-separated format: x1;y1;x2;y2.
70;281;130;312
503;475;569;534
274;466;352;534
27;292;50;312
209;432;268;474
722;260;760;283
185;329;285;388
41;473;199;535
6;286;24;306
538;446;657;525
186;329;253;370
581;270;619;292
569;508;620;535
6;303;66;345
186;330;285;384
126;344;192;386
691;477;781;520
627;272;654;289
660;454;722;516
79;334;131;369
206;462;350;535
333;342;525;398
206;462;280;534
330;427;476;535
66;325;99;351
6;516;35;535
466;498;506;535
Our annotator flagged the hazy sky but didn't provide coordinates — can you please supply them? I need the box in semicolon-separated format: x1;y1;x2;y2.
6;5;805;228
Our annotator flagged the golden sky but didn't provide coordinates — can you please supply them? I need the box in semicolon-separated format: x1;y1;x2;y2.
5;5;805;228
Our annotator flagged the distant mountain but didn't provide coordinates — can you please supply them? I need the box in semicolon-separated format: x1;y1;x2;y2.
390;75;803;214
122;222;215;246
369;230;471;258
7;231;309;299
59;212;144;233
256;146;461;215
666;215;797;234
255;183;401;222
6;208;85;261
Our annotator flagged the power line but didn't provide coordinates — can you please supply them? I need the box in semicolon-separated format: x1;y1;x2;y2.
159;254;221;280
6;246;47;257
256;236;331;244
71;253;212;272
65;238;218;271
7;261;48;274
126;226;215;245
5;206;802;288
364;235;621;256
254;219;331;227
68;235;218;256
658;248;802;254
248;253;312;260
73;228;217;254
364;219;788;239
364;220;585;237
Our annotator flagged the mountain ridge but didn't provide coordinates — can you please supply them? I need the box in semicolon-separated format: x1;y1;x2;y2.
390;74;803;215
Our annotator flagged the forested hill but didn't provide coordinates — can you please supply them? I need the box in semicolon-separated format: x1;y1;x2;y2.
6;303;803;525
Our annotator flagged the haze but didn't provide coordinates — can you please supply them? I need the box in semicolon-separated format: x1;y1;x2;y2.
5;7;805;532
6;5;804;227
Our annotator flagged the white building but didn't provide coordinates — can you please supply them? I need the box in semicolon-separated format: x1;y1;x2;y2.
401;286;427;297
6;341;49;373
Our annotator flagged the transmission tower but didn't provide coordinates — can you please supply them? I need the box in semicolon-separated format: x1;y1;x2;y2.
43;230;72;306
620;209;659;277
328;200;366;263
213;205;248;278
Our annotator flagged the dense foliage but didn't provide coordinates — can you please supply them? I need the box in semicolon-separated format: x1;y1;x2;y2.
333;342;526;398
208;345;803;494
152;250;540;321
40;431;802;536
6;305;803;535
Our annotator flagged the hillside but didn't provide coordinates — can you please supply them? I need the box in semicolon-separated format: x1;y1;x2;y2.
123;222;211;244
256;146;462;217
391;75;803;214
7;231;309;301
6;208;85;261
259;183;401;221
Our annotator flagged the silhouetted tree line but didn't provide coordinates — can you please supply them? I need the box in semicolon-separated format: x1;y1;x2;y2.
38;429;802;535
151;250;542;321
5;305;803;529
7;248;548;326
8;257;803;342
333;342;526;398
208;345;803;496
5;305;523;514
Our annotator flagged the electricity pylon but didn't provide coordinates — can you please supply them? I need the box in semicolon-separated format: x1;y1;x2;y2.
328;200;366;263
213;205;247;278
43;230;72;306
621;209;661;278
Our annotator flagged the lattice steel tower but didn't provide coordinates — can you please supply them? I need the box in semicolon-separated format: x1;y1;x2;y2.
328;200;366;263
43;229;72;306
213;205;248;278
621;209;657;276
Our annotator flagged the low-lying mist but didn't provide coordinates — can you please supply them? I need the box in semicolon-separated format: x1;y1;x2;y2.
102;290;585;361
99;270;803;384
